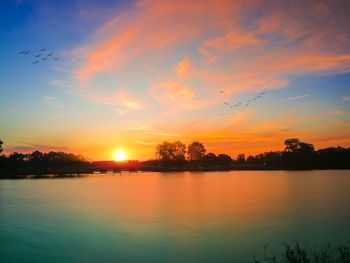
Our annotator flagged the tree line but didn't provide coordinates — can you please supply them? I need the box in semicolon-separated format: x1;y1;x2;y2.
0;138;349;177
153;138;350;170
0;140;88;176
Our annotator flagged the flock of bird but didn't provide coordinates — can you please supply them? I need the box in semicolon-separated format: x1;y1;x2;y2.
18;49;264;110
219;90;267;109
18;48;60;64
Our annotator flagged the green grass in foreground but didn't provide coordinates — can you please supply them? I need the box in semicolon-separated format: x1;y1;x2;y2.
245;243;350;263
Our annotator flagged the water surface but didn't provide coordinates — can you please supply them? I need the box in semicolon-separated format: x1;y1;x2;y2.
1;171;350;262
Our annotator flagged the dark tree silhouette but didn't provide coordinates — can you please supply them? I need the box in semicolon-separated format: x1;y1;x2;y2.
28;150;44;163
217;154;232;166
156;141;186;161
1;138;349;178
172;141;186;161
155;141;173;161
284;138;314;153
187;141;206;160
237;154;246;164
316;146;350;169
283;138;315;169
203;152;218;167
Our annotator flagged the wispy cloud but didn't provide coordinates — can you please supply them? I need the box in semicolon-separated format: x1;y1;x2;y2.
124;122;182;138
43;95;65;109
342;96;350;102
4;143;68;154
328;109;345;116
67;0;350;114
285;94;309;101
149;81;209;112
174;57;192;79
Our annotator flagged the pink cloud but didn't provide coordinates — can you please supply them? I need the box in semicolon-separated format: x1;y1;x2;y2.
73;0;250;81
342;96;350;102
328;109;345;116
69;0;350;115
149;81;208;111
174;57;192;79
201;30;260;52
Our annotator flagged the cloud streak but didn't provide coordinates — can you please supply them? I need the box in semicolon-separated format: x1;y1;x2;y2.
43;95;65;109
285;94;309;101
69;0;350;112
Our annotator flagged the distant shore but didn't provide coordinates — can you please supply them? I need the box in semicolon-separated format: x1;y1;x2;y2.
1;167;349;179
1;138;349;179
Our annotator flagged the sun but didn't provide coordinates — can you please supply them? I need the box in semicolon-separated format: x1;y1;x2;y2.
113;149;127;161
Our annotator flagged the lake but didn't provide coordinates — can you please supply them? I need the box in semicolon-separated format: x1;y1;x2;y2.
1;170;350;262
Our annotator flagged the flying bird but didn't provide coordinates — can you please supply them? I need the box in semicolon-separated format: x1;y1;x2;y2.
40;48;47;52
34;55;41;58
260;92;266;94
224;102;230;105
47;52;53;56
24;50;31;54
41;57;48;60
32;61;39;64
19;50;26;54
219;90;224;94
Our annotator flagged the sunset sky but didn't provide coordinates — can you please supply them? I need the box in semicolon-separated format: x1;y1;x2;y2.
1;0;349;160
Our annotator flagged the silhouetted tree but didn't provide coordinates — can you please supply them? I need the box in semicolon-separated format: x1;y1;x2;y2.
156;141;186;161
172;141;186;161
187;141;206;160
203;152;218;167
156;142;173;161
316;146;350;169
217;154;232;166
237;154;246;164
0;139;3;154
28;150;44;163
283;138;315;169
284;138;314;153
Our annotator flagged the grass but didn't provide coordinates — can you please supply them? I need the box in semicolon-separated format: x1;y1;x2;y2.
245;243;350;263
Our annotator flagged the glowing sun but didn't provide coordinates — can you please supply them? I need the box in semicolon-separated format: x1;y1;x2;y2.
113;149;127;161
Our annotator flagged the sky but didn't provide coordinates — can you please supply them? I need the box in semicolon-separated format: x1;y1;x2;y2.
0;0;350;160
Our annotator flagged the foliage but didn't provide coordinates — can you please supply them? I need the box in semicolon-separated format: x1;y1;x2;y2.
156;141;186;161
284;138;315;154
243;138;350;169
187;141;206;160
1;137;349;176
237;153;246;164
245;242;350;263
0;142;87;172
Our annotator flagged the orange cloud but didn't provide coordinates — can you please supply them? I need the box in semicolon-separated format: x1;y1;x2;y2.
201;30;260;52
53;0;350;160
174;57;192;79
73;0;248;81
328;109;345;116
71;0;350;108
149;81;208;111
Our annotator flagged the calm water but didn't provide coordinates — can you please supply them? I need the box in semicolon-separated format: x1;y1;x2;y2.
1;171;350;262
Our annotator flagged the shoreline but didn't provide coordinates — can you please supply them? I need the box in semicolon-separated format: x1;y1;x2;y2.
1;168;349;179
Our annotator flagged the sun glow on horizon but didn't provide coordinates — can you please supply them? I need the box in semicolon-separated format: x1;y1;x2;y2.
113;149;127;161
